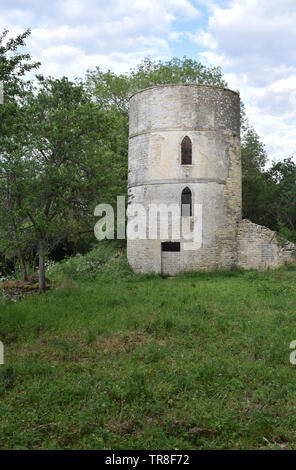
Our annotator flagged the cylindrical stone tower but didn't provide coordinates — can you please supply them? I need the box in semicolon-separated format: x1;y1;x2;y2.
127;84;241;275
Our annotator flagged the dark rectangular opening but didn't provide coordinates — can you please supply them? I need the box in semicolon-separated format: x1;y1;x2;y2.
161;242;180;252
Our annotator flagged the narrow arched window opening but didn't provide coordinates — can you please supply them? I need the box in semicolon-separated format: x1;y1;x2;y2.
181;187;192;216
181;136;192;165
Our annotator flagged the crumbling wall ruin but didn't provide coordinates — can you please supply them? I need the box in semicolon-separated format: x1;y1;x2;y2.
237;219;296;270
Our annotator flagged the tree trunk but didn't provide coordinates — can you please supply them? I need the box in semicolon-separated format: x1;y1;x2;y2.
38;239;46;294
18;248;28;282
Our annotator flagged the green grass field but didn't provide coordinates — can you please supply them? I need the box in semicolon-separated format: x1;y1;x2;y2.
1;243;296;450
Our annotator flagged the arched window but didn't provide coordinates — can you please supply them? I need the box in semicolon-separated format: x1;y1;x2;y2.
181;187;192;216
181;136;192;165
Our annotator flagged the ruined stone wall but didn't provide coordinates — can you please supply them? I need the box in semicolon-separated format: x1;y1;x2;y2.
161;252;180;276
237;219;296;270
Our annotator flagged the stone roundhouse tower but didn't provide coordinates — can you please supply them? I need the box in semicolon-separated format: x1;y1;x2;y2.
127;84;296;274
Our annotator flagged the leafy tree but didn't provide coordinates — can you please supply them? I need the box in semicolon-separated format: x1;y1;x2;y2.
241;122;296;243
241;125;267;172
0;29;40;134
0;144;35;281
86;56;227;113
1;73;125;291
20;76;125;291
267;158;296;242
241;123;273;226
0;29;40;280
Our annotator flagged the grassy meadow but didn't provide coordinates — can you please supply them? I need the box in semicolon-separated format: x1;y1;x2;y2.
1;242;296;450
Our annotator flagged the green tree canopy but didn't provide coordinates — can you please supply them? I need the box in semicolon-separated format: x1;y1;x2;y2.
267;158;296;242
85;56;228;113
0;29;40;280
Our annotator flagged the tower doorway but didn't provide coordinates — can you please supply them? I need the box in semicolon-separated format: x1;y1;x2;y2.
161;242;180;276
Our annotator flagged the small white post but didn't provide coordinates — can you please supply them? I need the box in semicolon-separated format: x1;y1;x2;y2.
0;82;3;104
0;341;4;365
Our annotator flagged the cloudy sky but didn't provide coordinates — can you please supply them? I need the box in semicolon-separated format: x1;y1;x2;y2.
1;0;295;161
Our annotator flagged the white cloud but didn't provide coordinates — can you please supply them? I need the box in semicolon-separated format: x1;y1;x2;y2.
187;30;218;49
0;0;200;77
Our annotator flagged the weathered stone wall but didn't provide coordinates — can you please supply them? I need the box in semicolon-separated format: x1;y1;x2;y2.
237;219;296;270
127;84;241;274
161;252;180;276
128;84;240;188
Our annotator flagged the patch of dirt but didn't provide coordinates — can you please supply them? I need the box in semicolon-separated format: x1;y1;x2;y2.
9;331;168;363
1;274;51;301
109;420;136;435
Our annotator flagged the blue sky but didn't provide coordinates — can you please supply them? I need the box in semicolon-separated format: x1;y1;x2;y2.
1;0;296;161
